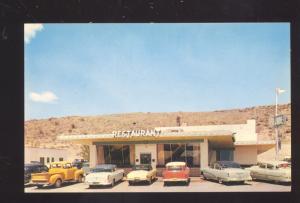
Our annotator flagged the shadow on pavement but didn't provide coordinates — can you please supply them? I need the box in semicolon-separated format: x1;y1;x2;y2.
34;182;80;190
163;181;190;187
252;179;291;186
86;180;123;189
201;178;251;186
128;178;157;186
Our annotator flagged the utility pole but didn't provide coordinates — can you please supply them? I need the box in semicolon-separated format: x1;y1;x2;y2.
275;89;279;160
275;88;286;160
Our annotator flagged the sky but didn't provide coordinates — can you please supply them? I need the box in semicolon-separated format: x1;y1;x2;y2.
25;23;290;120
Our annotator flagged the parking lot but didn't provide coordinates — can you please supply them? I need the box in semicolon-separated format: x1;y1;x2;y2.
25;177;291;193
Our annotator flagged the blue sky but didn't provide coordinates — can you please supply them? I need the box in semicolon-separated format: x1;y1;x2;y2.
25;23;290;120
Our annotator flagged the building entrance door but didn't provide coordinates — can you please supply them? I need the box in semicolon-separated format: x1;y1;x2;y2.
135;144;157;169
140;153;151;165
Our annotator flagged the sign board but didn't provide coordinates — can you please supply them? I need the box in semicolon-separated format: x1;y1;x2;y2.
112;129;162;138
274;115;288;127
269;115;288;127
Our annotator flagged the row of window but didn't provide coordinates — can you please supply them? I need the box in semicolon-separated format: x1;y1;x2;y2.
100;144;234;167
39;157;64;164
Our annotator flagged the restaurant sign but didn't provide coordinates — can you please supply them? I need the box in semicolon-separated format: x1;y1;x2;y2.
112;129;162;138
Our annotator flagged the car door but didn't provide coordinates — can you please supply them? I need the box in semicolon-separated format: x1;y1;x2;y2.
112;168;122;182
65;163;76;180
203;164;215;179
213;163;222;180
252;163;266;180
266;164;283;181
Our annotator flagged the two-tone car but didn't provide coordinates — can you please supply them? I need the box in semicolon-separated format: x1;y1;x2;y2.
31;161;84;188
24;163;48;185
201;161;252;184
246;161;291;183
162;162;190;186
85;164;124;188
127;164;156;185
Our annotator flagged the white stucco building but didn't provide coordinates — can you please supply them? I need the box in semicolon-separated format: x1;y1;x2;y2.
25;147;69;165
57;119;275;176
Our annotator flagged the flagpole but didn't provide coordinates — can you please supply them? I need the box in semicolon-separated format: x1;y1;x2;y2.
275;88;278;160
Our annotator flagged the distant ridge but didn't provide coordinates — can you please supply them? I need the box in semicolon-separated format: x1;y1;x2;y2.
25;103;291;160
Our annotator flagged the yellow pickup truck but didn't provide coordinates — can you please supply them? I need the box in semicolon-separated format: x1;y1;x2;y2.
31;161;84;188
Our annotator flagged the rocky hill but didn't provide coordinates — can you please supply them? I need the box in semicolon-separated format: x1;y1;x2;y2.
25;103;291;160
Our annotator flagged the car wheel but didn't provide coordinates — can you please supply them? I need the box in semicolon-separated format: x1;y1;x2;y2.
89;185;94;189
128;181;133;186
218;178;223;184
163;182;167;187
148;178;152;185
203;175;207;180
111;179;115;187
36;185;43;189
55;179;62;188
78;175;83;183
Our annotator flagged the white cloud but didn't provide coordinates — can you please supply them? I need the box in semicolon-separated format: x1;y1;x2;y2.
29;91;58;103
24;24;44;44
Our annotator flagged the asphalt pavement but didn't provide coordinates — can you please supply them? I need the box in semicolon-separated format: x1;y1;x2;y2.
25;177;291;193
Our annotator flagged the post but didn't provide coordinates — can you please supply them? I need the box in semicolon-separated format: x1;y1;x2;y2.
200;139;209;169
275;89;279;160
89;144;97;168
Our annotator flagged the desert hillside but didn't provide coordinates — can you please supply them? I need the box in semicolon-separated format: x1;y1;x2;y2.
25;103;291;161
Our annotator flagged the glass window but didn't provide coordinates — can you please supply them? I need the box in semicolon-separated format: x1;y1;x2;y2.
47;157;50;163
214;163;221;170
40;157;45;164
220;162;241;168
59;157;63;161
51;157;54;162
259;163;266;168
167;165;184;171
133;165;152;171
51;163;62;168
64;163;72;168
163;143;200;167
103;144;130;167
216;150;234;161
267;164;274;169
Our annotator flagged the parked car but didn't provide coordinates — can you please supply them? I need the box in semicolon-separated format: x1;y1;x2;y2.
31;161;84;188
82;162;90;176
162;162;190;186
246;161;291;183
127;164;156;185
201;161;252;184
72;159;88;169
24;163;48;184
85;164;124;188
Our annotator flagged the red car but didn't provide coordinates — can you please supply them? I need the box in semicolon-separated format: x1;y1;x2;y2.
162;162;190;185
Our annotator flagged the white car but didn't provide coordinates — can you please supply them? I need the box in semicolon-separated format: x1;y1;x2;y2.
246;161;291;183
201;161;252;184
85;164;124;187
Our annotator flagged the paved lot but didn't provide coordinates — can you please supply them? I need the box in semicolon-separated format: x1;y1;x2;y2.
25;177;291;193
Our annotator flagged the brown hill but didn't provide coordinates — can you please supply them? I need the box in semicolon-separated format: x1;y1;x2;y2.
25;103;291;160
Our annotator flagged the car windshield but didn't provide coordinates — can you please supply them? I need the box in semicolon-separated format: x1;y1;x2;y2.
220;162;241;169
91;168;113;173
24;166;31;172
167;166;183;171
133;165;151;171
50;164;62;168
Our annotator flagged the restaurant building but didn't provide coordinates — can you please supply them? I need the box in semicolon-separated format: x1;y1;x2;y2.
57;119;275;175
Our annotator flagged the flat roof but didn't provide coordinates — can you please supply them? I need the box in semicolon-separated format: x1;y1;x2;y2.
57;130;233;141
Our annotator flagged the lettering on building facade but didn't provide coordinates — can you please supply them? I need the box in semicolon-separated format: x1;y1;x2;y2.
112;130;162;138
